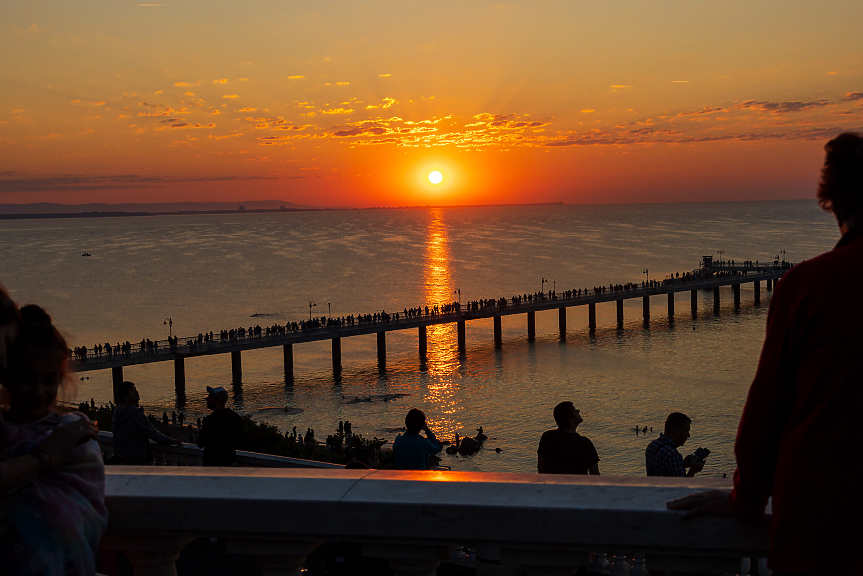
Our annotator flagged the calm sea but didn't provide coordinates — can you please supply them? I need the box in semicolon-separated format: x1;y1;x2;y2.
0;200;838;476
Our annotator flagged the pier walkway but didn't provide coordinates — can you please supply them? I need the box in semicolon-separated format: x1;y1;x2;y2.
71;261;792;393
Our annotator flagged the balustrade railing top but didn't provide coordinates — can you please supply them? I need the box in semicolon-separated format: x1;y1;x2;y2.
101;467;771;576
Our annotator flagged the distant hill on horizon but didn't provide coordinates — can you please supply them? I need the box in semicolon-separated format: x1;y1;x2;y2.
0;200;323;214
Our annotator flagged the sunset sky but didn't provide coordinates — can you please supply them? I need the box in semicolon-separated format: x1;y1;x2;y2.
2;0;862;207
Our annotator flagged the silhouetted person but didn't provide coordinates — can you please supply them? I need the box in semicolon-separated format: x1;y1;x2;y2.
112;381;181;464
645;412;704;477
392;408;442;470
668;132;863;576
196;386;240;466
537;401;600;475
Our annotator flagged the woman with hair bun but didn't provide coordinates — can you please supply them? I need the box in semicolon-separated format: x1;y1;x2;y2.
0;284;108;576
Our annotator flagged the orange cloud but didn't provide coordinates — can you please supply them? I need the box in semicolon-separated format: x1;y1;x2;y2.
734;99;830;114
213;79;228;84
288;75;305;79
208;133;244;140
223;94;240;99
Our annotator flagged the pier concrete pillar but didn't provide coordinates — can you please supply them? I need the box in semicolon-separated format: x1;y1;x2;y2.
332;338;341;372
667;292;675;319
559;307;567;340
418;326;427;357
112;366;124;403
527;312;536;341
754;280;761;306
643;295;650;323
691;290;698;317
713;286;721;314
767;278;773;291
588;303;596;333
733;283;741;308
493;316;502;346
283;344;293;374
377;332;386;364
457;321;466;353
231;351;242;383
174;357;185;390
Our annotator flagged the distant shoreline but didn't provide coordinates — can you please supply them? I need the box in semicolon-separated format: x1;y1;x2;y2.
0;202;566;221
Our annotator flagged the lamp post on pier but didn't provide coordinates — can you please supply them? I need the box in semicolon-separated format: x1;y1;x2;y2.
454;288;461;307
780;249;787;263
163;317;173;338
328;302;331;317
308;301;316;321
541;277;548;294
717;249;724;265
643;269;649;284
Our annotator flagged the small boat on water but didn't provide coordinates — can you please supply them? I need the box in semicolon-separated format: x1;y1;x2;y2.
81;252;92;257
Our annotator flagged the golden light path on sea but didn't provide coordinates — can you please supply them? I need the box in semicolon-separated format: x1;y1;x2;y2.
421;208;461;441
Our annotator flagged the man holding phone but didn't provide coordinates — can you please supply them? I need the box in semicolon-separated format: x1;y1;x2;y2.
645;412;706;477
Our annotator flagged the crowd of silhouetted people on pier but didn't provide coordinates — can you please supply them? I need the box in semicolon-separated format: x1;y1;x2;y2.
69;257;797;362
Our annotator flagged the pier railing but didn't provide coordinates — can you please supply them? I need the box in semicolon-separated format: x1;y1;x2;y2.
100;467;771;576
96;431;343;469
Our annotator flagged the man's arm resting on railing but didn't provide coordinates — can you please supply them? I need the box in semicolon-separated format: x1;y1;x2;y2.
135;411;182;447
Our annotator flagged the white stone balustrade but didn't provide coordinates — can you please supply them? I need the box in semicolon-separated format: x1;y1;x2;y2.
102;468;770;576
97;431;344;469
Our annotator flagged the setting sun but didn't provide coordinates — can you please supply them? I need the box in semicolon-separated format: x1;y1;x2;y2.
429;171;443;185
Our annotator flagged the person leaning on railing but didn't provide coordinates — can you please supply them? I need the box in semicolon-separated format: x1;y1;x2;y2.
668;132;863;576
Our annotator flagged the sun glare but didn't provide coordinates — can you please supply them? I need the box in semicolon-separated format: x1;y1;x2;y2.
428;171;443;184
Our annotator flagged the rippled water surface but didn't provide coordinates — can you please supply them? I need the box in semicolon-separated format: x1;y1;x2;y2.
0;200;838;475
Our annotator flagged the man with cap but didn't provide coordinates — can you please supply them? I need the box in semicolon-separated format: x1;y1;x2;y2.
196;386;241;466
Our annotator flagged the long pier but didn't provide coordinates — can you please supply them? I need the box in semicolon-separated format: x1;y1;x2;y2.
71;262;791;396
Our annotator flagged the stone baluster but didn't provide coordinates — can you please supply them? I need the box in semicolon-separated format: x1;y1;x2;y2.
154;448;165;465
474;544;523;576
226;540;320;576
101;535;193;576
630;553;647;576
738;557;751;575
609;553;629;575
500;549;590;576
757;558;772;575
648;554;743;574
588;552;609;573
363;544;454;576
165;450;179;466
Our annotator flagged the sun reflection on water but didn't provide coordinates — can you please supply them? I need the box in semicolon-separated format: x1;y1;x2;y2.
422;209;461;440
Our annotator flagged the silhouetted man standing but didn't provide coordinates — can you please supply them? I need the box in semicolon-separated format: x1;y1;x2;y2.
537;401;600;475
112;381;182;464
197;386;241;466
